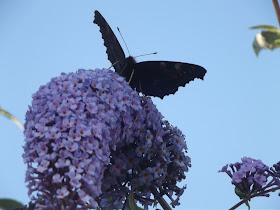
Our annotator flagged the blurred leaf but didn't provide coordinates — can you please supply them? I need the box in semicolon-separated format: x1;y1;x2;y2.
250;25;280;56
0;107;23;131
234;187;247;200
127;192;142;210
0;198;24;209
234;187;250;209
245;200;251;210
249;24;279;31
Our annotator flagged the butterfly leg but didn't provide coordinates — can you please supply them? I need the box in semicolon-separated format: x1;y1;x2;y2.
120;62;129;75
108;61;120;70
139;80;143;94
128;69;135;85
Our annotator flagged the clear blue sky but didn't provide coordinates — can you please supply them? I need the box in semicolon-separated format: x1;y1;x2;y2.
0;1;279;209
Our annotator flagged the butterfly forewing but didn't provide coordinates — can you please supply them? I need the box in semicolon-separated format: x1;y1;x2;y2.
93;10;126;74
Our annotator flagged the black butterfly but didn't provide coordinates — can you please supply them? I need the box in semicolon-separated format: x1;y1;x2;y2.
94;10;206;99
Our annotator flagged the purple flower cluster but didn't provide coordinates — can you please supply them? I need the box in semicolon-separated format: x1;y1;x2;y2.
23;68;190;209
99;101;190;209
219;157;280;200
271;161;280;178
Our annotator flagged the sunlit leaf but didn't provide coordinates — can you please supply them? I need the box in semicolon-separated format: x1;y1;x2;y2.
249;24;279;31
0;198;24;208
0;107;23;131
250;24;280;56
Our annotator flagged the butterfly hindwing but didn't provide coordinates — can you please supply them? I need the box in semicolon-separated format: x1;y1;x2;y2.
93;10;126;74
129;61;206;99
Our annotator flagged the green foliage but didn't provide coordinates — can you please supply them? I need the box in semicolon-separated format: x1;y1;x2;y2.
126;192;143;210
0;107;23;131
0;198;24;209
250;24;280;56
234;186;247;200
234;187;250;210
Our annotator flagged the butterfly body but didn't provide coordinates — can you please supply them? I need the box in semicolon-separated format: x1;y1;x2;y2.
94;10;207;99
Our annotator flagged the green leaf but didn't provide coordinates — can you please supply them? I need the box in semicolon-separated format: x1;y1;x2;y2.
0;198;24;209
249;24;280;32
127;192;138;210
127;192;143;210
234;187;250;209
245;200;251;210
251;28;280;56
234;187;247;200
0;107;23;131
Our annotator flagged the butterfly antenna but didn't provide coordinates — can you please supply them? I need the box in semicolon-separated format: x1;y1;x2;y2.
134;52;157;58
117;27;131;55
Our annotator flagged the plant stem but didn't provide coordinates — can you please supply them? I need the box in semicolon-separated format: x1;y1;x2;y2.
229;186;280;210
149;185;172;210
272;0;280;26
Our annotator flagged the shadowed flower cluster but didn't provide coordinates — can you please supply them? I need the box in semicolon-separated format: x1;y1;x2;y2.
99;99;190;209
271;161;280;178
23;68;190;209
219;157;280;203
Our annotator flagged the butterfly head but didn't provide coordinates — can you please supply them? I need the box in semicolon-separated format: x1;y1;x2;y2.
125;56;136;65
